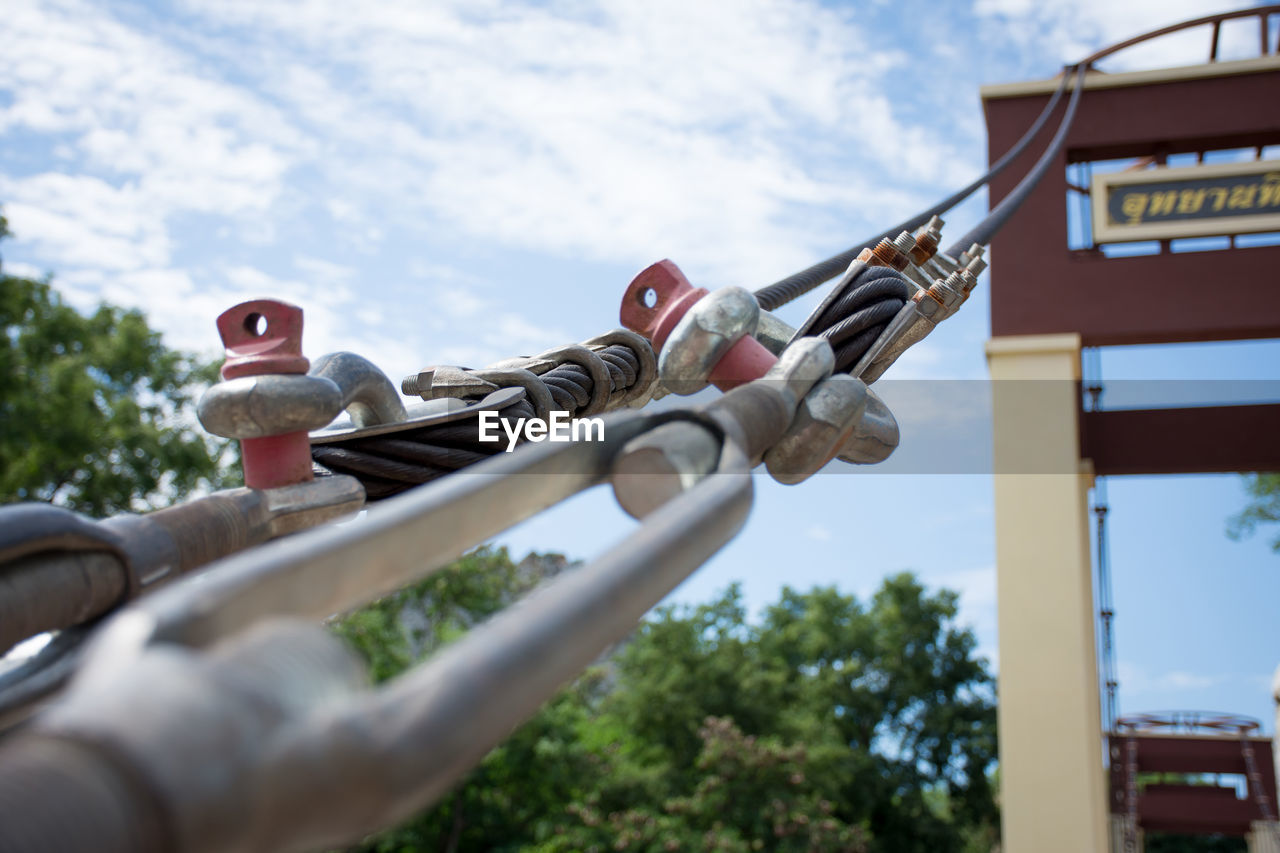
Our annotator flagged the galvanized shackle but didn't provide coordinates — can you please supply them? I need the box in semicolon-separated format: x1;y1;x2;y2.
620;260;776;395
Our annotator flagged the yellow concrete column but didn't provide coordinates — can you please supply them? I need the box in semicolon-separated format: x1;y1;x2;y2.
986;334;1108;853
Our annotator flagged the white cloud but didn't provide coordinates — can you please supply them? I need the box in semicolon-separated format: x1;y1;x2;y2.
0;260;44;280
0;174;171;271
805;524;833;542
0;0;980;391
173;0;963;285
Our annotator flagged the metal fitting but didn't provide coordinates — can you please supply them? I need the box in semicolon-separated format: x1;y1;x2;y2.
31;619;368;853
216;300;309;380
404;364;559;419
957;242;985;268
611;420;722;519
891;230;917;256
760;336;834;413
0;477;365;663
930;273;966;316
205;300;316;490
864;234;913;272
923;250;960;281
964;256;988;280
533;344;613;415
582;329;659;407
659;286;760;395
621;261;777;395
837;386;899;465
308;352;407;429
471;368;556;420
765;374;868;485
899;261;934;292
754;309;796;357
401;366;498;400
198;374;343;439
899;219;947;290
849;281;953;384
909;216;944;266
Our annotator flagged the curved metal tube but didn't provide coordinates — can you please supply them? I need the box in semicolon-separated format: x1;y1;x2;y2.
9;409;754;853
80;409;663;662
246;429;754;851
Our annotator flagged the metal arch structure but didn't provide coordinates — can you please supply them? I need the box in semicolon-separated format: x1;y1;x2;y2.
982;8;1280;853
985;5;1280;351
1111;713;1279;840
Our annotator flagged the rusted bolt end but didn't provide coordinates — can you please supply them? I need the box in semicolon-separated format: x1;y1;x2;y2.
910;231;940;265
868;239;910;271
620;260;708;351
920;283;948;307
217;300;309;380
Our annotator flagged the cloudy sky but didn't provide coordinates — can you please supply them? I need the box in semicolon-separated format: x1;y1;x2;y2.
3;0;1279;730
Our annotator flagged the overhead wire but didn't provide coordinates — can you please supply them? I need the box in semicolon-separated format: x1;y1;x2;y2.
942;63;1088;257
754;66;1076;312
772;63;1088;376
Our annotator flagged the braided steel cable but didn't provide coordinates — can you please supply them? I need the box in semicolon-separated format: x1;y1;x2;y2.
311;398;534;500
754;69;1074;312
540;344;641;412
310;342;653;500
799;265;913;374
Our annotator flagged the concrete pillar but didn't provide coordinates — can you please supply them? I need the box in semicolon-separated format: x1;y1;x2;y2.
986;334;1109;853
1248;821;1280;853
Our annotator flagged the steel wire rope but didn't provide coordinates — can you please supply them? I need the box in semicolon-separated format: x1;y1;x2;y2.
786;64;1088;374
310;342;651;500
754;68;1075;312
941;64;1087;257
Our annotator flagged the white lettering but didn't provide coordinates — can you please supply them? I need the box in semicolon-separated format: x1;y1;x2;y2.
488;411;606;452
548;410;570;441
478;411;501;444
501;417;522;453
573;417;605;442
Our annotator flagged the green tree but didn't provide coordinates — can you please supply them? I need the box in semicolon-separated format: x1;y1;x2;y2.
583;576;998;853
1145;833;1246;853
335;557;1000;853
1228;473;1280;552
0;213;228;515
535;716;868;853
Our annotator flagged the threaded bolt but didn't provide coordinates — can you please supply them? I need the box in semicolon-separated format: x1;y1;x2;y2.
401;368;434;398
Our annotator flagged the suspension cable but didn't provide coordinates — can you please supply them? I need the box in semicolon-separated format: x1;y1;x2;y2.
754;67;1074;312
942;63;1087;257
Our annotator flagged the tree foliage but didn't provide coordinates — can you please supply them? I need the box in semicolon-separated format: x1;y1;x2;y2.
0;215;229;515
1228;473;1280;553
332;550;999;852
1146;833;1246;853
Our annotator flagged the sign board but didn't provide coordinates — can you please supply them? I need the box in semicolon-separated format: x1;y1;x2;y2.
1091;159;1280;243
